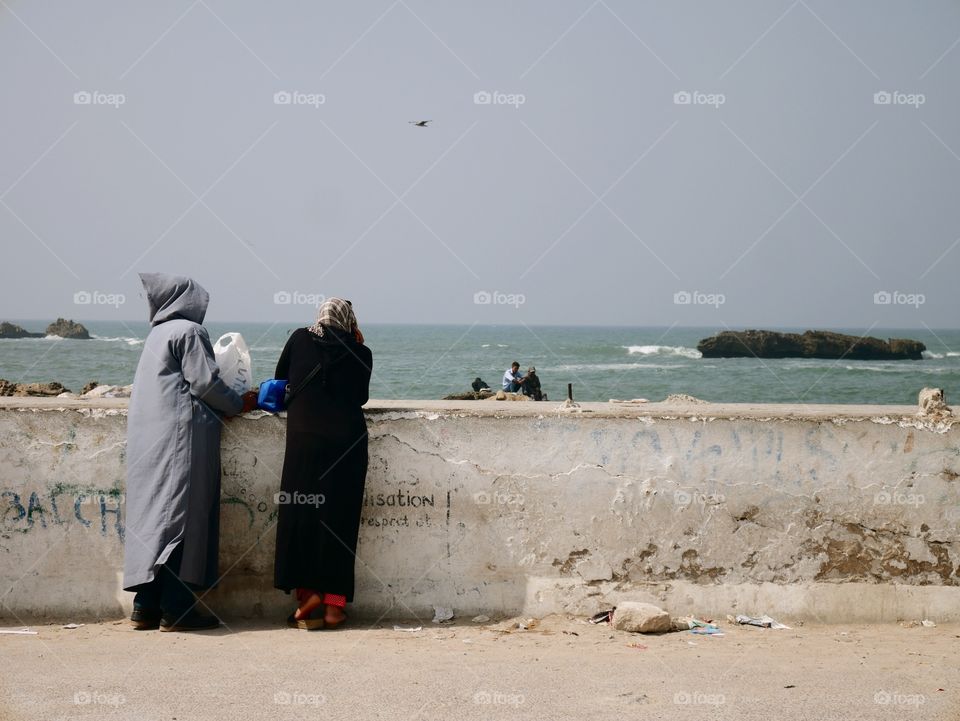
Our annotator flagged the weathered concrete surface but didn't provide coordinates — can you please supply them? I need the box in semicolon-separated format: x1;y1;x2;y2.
1;398;958;623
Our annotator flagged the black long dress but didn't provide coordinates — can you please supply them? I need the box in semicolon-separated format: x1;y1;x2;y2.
272;326;372;601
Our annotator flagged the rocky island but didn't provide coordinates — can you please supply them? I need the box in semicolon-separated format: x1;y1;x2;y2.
0;322;43;338
45;318;90;339
697;329;926;360
0;318;90;339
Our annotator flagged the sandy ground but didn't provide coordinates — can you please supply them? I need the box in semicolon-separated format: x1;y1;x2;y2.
1;615;957;721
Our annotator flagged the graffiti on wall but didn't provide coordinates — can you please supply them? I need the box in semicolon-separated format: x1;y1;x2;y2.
1;483;124;539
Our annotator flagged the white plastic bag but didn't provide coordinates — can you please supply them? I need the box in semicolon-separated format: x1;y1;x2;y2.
213;332;253;394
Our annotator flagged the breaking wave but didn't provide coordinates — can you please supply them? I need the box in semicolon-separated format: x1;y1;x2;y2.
92;335;144;346
554;362;681;372
841;364;952;374
624;345;702;359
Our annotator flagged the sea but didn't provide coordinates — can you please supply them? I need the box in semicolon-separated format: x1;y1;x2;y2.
1;321;959;405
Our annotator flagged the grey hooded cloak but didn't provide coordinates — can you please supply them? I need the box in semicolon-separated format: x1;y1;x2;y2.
122;273;243;591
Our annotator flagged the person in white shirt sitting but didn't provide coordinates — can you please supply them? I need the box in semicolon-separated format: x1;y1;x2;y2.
502;361;526;393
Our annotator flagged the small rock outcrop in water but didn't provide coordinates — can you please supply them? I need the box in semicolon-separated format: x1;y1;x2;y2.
81;384;133;398
0;380;134;397
697;330;925;360
489;390;531;401
46;318;90;339
0;380;71;396
442;390;495;401
664;393;708;404
0;322;43;338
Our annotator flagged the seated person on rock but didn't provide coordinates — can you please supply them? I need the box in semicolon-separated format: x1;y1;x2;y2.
521;366;546;401
502;362;526;393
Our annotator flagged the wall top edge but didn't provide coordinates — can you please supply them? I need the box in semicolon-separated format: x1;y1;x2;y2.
1;397;951;427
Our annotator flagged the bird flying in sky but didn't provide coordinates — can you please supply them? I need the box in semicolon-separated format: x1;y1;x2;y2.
409;120;431;127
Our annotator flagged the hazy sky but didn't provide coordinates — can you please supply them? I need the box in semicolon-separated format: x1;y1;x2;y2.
1;1;958;328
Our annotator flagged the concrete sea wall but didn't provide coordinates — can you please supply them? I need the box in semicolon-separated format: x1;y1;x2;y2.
1;398;958;623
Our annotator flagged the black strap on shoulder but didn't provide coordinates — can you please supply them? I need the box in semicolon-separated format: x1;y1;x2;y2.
286;359;324;405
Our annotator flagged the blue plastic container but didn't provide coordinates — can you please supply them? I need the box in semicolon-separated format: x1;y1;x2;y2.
257;379;289;413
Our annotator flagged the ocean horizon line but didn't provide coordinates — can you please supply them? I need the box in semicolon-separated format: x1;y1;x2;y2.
4;320;958;333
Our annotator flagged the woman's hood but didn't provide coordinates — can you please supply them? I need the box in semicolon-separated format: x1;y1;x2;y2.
139;272;209;326
306;326;360;366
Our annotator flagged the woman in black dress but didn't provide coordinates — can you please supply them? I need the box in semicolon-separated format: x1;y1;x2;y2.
273;297;372;629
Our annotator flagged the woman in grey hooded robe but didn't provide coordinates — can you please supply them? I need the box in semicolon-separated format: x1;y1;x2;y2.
123;273;255;631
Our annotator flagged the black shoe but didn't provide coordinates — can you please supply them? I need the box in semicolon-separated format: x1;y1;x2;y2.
130;606;162;630
159;609;220;632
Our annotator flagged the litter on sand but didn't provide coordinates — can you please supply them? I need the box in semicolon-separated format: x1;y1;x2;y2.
626;642;648;650
432;607;454;624
901;619;939;629
62;623;84;630
589;609;614;624
690;626;724;636
733;614;791;629
0;628;37;635
676;616;724;636
471;615;491;624
393;625;422;633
